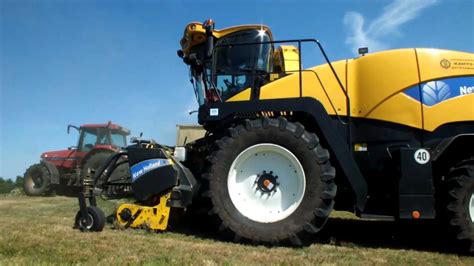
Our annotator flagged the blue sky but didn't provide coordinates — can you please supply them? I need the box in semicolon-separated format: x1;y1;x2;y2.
1;0;473;179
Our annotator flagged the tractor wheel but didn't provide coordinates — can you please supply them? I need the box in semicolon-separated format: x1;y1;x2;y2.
444;157;474;252
82;152;129;181
203;117;336;245
82;152;114;178
23;163;53;196
74;206;106;232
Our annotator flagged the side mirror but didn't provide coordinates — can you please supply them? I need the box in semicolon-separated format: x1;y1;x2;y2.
203;19;215;58
67;125;79;134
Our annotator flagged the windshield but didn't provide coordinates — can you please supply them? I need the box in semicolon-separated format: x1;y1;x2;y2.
78;128;108;152
78;128;127;151
213;29;273;100
110;129;127;148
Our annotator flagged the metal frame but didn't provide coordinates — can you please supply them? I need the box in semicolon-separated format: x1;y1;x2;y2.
212;39;352;148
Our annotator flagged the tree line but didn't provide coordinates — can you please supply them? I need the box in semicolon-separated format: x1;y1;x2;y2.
0;176;24;193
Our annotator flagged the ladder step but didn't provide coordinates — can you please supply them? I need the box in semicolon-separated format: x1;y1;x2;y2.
360;214;395;221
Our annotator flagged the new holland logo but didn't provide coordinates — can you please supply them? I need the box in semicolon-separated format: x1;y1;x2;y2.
422;81;451;106
130;159;170;181
440;59;451;69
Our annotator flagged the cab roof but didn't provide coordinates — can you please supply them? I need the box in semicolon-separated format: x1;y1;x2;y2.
80;122;130;135
180;22;273;56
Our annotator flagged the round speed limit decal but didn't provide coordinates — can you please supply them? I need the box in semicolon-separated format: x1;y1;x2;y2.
414;149;430;164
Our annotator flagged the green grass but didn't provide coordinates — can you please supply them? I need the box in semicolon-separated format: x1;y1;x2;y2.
0;195;472;265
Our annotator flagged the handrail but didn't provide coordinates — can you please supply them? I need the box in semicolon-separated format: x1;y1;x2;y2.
213;38;352;147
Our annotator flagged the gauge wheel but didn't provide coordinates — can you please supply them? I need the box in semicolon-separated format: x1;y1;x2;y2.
74;206;106;232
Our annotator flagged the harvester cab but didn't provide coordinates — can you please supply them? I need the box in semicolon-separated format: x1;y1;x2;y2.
178;19;303;105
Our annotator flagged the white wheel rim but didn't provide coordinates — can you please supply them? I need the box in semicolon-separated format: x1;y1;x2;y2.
227;143;306;223
469;193;474;223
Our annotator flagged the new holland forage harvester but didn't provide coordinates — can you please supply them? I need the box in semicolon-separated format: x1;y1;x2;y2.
74;20;474;251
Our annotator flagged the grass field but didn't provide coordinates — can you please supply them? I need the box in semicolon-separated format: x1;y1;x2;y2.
0;195;472;265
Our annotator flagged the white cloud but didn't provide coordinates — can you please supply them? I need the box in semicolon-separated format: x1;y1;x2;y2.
344;0;438;54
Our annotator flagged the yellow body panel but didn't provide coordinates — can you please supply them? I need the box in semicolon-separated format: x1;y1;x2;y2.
423;94;474;131
255;48;474;131
416;49;474;131
348;49;419;117
180;23;272;55
115;193;171;231
365;94;422;129
274;45;300;73
416;49;474;82
259;60;348;116
227;88;251;102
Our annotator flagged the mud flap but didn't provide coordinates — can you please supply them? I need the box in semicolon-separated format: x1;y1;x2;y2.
397;148;435;219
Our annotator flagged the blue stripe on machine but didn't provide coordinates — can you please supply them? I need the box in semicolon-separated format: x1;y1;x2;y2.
130;159;170;181
404;76;474;106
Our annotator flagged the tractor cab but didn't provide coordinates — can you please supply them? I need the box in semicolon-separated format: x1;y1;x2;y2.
179;20;298;105
75;123;130;152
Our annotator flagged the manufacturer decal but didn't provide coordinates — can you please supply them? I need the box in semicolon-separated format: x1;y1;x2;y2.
403;76;474;106
422;81;451;106
440;59;451;69
439;58;474;70
414;149;430;164
130;159;170;181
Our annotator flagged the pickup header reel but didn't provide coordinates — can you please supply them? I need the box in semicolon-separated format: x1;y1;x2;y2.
74;137;197;232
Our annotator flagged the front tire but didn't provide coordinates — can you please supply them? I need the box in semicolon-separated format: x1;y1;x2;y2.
203;118;336;245
444;158;474;252
23;163;53;196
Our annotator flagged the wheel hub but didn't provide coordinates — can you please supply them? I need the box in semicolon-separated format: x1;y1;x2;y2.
227;143;306;223
255;171;279;193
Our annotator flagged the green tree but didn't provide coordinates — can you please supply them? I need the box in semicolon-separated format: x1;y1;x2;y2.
15;176;24;188
0;177;15;193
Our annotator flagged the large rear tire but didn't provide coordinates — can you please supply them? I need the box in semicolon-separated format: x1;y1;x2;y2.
444;158;474;253
82;151;129;181
203;118;336;245
23;163;53;196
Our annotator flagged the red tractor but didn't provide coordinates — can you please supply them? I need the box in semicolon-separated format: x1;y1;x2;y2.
23;122;130;196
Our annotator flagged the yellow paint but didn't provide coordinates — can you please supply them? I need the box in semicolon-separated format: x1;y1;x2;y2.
423;94;474;131
227;88;251;102
348;49;420;118
259;60;348;116
259;47;473;131
180;23;272;56
416;49;474;82
366;93;422;129
115;193;171;231
274;45;300;73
